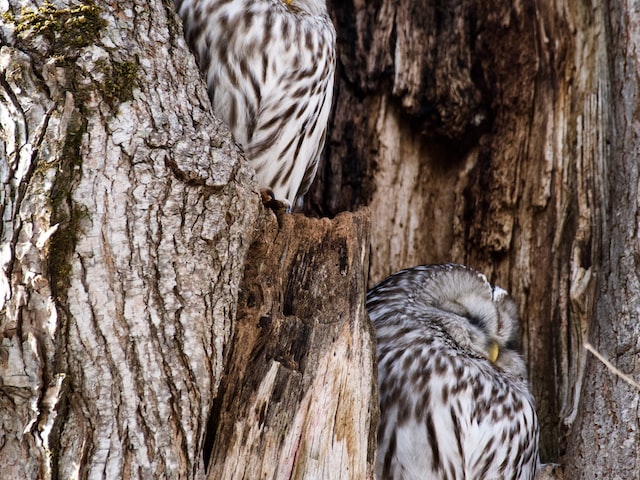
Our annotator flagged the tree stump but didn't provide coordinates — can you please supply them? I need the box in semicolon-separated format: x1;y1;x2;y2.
206;209;377;480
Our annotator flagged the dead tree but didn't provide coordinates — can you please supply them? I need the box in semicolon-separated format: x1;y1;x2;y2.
207;211;375;479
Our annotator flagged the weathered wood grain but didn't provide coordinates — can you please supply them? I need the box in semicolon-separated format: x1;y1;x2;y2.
206;209;376;480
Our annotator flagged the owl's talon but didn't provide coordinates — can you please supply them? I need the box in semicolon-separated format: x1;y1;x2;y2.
260;189;291;213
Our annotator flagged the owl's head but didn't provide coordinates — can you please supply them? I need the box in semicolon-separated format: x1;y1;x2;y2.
367;264;527;378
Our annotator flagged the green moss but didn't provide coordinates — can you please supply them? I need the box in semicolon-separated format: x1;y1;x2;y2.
10;1;138;109
48;204;90;295
8;2;138;294
2;10;15;23
103;60;138;105
48;114;87;297
48;234;73;294
14;0;106;51
60;118;86;169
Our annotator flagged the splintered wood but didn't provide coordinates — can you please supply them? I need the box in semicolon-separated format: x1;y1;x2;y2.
206;209;376;480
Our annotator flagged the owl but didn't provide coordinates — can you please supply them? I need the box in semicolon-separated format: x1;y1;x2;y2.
174;0;336;210
367;264;539;480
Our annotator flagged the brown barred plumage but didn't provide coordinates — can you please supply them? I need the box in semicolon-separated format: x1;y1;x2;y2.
367;264;540;480
175;0;336;209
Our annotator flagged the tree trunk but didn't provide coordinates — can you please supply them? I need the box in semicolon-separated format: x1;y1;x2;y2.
0;1;258;478
206;209;376;479
309;0;627;474
564;2;640;477
3;0;640;478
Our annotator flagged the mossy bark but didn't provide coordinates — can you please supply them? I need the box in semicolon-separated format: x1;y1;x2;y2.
1;1;258;478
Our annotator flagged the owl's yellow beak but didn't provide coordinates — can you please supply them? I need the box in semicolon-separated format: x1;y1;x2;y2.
488;341;499;363
284;0;293;4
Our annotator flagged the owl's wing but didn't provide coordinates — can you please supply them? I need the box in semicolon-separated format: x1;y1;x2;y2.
179;0;335;206
240;22;335;204
461;368;539;479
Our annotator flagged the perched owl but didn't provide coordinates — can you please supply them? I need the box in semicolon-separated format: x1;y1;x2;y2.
367;264;539;480
175;0;336;210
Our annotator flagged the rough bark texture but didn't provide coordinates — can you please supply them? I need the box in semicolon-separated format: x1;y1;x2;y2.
308;0;612;468
206;209;376;480
3;0;639;478
0;1;258;478
564;2;640;477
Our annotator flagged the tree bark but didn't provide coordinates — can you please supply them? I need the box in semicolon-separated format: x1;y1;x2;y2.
1;1;258;478
3;0;640;478
206;209;376;480
309;0;617;471
564;2;640;477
